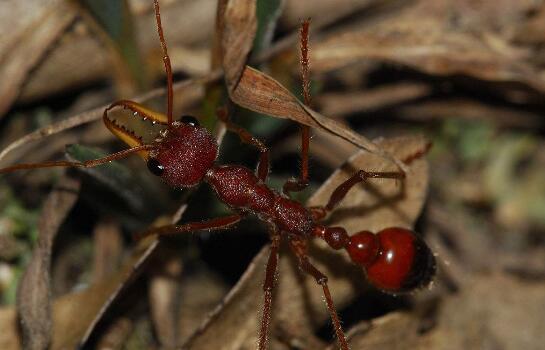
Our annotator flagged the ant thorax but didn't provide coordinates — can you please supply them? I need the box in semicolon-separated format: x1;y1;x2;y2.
148;122;218;188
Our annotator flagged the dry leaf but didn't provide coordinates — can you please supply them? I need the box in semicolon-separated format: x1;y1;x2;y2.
218;0;257;91
311;0;545;94
149;252;183;348
0;0;76;118
340;271;545;349
230;66;408;171
17;0;217;104
16;175;81;350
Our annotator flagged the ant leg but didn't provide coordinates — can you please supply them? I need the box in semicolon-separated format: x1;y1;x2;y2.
289;238;349;350
258;232;281;350
310;142;433;220
134;214;243;241
216;107;270;182
283;19;312;196
0;144;154;175
325;170;404;212
153;0;174;125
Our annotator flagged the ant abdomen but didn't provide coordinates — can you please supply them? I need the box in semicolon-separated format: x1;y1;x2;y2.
346;227;435;293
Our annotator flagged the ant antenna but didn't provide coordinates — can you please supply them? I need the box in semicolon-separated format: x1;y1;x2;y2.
153;0;174;126
0;145;154;175
300;19;311;184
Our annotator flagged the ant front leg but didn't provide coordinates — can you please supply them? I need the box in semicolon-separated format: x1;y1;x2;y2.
216;107;270;182
289;238;349;350
134;213;243;241
258;231;281;350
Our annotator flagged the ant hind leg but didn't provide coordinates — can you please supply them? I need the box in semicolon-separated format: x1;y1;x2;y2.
289;238;349;350
134;213;243;241
258;232;281;350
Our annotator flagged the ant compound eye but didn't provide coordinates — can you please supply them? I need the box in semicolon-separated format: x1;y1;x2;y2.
147;158;165;176
180;115;200;127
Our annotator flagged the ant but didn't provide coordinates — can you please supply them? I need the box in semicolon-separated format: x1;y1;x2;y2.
0;1;436;349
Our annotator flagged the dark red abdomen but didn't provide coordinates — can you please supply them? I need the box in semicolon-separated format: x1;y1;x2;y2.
206;165;313;236
366;227;435;293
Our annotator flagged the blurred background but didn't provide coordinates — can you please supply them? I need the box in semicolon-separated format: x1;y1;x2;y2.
1;0;545;349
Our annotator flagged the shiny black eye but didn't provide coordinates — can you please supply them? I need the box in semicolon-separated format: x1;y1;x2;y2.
181;115;199;127
147;158;164;176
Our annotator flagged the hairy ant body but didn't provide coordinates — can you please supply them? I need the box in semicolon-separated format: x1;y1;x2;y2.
0;1;435;349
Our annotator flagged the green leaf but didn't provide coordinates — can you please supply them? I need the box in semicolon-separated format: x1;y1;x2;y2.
252;0;283;56
78;0;146;88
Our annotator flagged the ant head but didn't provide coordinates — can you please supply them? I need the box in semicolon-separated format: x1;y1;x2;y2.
346;227;436;293
147;115;218;187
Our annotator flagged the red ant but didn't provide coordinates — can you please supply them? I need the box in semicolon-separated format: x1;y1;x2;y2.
0;1;435;349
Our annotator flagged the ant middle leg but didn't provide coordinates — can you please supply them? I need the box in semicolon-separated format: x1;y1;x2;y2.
288;238;349;350
258;232;281;350
134;213;243;241
216;107;270;182
309;141;432;220
309;170;405;221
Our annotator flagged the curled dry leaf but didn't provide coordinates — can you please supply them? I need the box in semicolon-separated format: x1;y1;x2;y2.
218;0;257;91
0;0;77;118
16;174;81;350
230;66;408;171
182;135;429;349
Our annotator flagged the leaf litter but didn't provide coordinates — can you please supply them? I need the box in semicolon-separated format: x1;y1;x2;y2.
1;0;545;349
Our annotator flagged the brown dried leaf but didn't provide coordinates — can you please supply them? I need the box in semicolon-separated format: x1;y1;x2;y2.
218;0;257;91
55;238;161;349
16;175;81;350
317;83;432;117
149;253;183;348
183;135;429;348
182;248;267;350
328;313;421;350
230;66;408;171
340;271;545;349
0;0;76;117
18;0;217;103
92;219;123;283
311;0;545;94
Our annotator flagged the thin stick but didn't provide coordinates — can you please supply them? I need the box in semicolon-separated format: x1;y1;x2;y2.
153;0;174;126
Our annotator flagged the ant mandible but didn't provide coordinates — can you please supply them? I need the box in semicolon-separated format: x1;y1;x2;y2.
0;1;436;349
